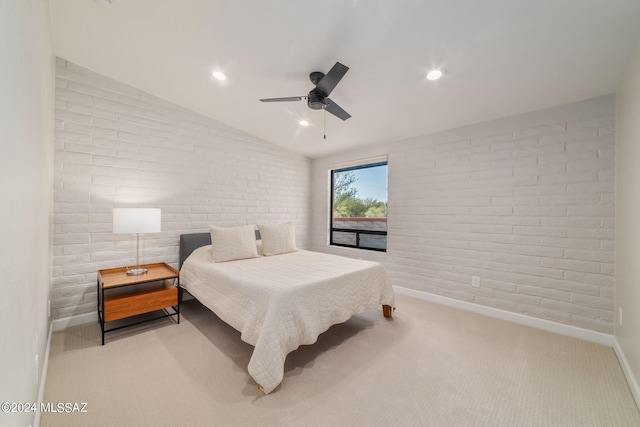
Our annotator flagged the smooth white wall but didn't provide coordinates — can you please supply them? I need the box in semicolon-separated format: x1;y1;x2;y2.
311;95;616;333
0;1;54;426
615;35;640;396
52;60;311;320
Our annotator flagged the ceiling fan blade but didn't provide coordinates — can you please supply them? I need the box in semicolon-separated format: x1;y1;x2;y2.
324;98;351;121
315;62;349;97
259;96;303;102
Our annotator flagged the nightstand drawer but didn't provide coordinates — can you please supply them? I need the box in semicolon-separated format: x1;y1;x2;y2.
104;280;178;322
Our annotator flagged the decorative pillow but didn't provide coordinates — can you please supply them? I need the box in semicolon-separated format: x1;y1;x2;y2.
209;224;258;262
258;222;297;256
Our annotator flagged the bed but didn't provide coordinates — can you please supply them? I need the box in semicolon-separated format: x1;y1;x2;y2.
178;226;395;394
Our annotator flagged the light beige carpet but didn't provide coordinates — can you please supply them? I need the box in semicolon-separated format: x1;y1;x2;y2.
41;293;640;427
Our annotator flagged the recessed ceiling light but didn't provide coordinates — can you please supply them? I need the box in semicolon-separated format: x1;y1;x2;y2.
94;0;113;8
426;69;444;81
212;71;227;81
299;120;310;127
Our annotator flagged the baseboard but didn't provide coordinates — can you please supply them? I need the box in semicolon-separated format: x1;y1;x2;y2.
34;321;53;427
52;311;97;331
393;286;614;347
612;337;640;410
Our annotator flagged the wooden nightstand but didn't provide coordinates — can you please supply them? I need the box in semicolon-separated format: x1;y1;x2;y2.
97;262;180;345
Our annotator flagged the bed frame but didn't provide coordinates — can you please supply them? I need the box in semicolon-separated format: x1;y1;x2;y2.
178;231;394;319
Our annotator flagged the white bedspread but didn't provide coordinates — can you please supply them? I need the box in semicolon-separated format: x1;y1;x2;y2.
179;246;395;393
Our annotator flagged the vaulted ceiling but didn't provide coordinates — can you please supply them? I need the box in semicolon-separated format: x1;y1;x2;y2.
50;0;640;158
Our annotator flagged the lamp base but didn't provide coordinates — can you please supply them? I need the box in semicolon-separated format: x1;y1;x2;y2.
126;267;147;276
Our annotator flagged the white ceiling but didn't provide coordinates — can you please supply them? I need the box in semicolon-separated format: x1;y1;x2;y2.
49;0;640;158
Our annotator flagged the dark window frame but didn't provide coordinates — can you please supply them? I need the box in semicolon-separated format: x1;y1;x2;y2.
330;161;388;252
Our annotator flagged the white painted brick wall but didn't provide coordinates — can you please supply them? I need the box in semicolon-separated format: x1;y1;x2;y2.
310;95;616;334
52;58;310;320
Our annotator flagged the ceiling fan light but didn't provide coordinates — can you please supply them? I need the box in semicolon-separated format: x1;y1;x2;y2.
308;101;325;110
426;69;444;81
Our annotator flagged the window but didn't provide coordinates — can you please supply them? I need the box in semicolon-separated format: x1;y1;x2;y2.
330;159;388;252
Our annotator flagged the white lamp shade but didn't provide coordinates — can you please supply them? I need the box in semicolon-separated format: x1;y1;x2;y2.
113;208;161;234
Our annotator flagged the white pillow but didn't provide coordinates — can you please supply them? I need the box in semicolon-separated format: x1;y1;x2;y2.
209;224;258;262
258;222;297;256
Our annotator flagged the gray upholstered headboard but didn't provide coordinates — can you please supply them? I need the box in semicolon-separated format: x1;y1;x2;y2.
178;230;261;270
179;233;211;270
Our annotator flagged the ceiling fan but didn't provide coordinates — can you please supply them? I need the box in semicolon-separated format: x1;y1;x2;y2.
260;62;351;121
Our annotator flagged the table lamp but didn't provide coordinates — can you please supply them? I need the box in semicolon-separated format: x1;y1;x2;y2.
113;208;161;275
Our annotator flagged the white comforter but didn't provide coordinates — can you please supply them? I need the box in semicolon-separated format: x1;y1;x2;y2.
179;246;395;393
